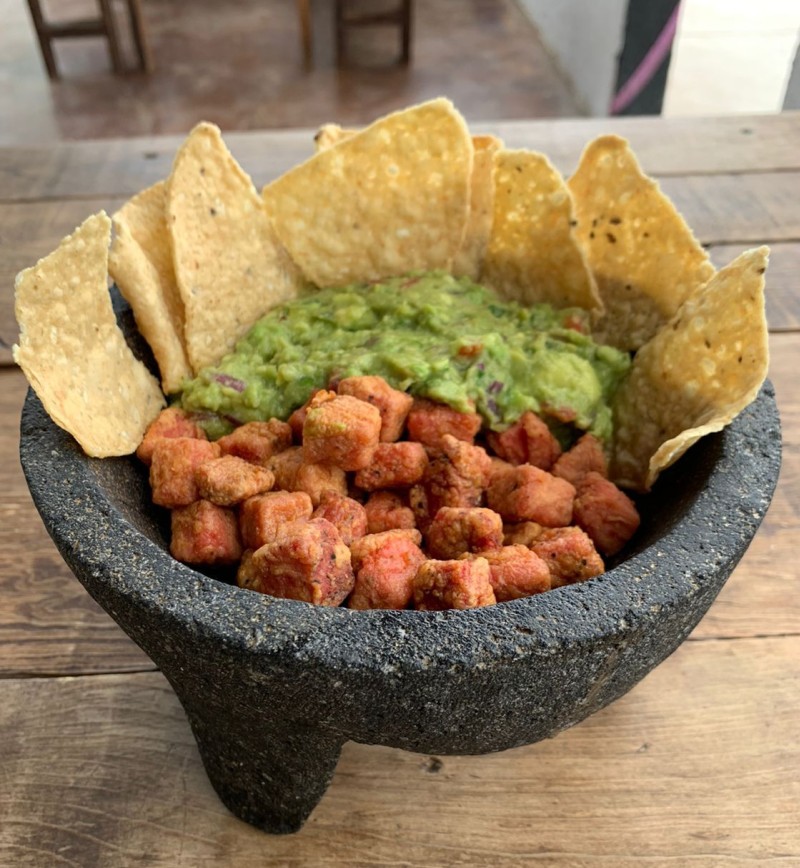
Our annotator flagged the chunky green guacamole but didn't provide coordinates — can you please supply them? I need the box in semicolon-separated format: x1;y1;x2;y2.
179;272;630;441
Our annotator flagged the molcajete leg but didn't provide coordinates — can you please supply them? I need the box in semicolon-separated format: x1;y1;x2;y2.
180;695;344;834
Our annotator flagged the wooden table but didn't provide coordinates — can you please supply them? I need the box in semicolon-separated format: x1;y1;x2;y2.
1;114;798;866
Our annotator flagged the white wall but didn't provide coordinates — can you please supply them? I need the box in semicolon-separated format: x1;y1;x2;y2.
516;0;628;116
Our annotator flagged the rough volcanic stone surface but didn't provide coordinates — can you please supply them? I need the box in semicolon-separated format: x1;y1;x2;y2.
19;302;782;834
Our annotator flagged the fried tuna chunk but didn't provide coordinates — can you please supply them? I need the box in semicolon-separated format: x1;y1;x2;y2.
302;393;381;470
136;407;208;466
246;518;354;605
487;464;575;527
216;419;292;465
503;521;545;547
425;507;504;560
552;433;608;487
149;437;220;508
348;529;426;610
573;472;640;556
195;455;274;506
413;557;497;610
529;526;605;587
170;499;242;565
486;411;562;470
269;446;347;506
337;375;414;442
354;441;428;490
364;490;417;534
411;434;493;530
312;490;368;546
239;490;313;550
406;398;482;447
474;545;551;601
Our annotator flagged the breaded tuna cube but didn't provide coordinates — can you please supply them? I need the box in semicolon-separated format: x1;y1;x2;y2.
247;518;354;606
269;446;347;506
406;399;482;447
236;548;258;590
552;434;608;487
487;464;575;527
530;526;605;587
170;499;242;565
150;437;220;508
136;407;208;466
413;558;496;610
414;434;493;530
486;411;561;470
195;455;274;507
354;441;429;490
425;507;504;560
240;490;313;550
217;419;292;465
302;393;382;471
475;545;551;601
573;472;640;556
364;490;417;534
312;491;368;545
337;376;414;442
503;521;545;547
348;529;426;610
288;389;331;442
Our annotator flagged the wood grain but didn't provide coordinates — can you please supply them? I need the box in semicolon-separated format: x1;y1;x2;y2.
1;636;797;866
1;113;798;203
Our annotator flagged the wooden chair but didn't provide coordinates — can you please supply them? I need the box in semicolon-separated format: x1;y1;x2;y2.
26;0;152;79
335;0;412;65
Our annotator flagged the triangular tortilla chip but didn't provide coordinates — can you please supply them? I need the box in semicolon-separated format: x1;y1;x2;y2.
109;181;192;394
611;247;769;491
481;149;601;312
168;123;303;373
13;212;165;457
568;135;716;351
264;98;473;287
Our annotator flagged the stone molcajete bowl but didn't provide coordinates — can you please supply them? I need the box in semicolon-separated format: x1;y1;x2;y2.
19;305;781;835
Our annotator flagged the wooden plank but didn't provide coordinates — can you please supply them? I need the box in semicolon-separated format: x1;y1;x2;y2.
1;180;797;365
2;334;796;676
1;637;797;865
0;114;798;203
708;241;800;332
0;369;153;677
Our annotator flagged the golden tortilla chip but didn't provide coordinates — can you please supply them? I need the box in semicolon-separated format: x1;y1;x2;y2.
568;135;716;351
109;181;192;394
313;124;499;282
168;122;303;373
481;149;601;312
13;212;165;457
263;98;473;287
611;247;769;492
452;134;502;280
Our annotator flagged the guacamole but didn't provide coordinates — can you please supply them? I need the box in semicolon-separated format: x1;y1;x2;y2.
179;272;631;441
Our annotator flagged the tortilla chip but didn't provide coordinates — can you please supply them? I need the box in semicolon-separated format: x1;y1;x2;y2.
263;98;473;287
481;149;602;312
452;134;502;280
13;212;165;457
168;122;303;373
611;247;769;492
568;135;716;351
109;181;192;394
313;124;499;282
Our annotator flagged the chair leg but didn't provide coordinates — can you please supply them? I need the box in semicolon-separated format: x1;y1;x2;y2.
334;0;346;66
97;0;126;74
25;0;59;79
296;0;312;66
127;0;153;72
400;0;412;64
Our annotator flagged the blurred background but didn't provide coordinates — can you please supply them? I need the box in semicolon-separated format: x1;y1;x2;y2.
2;0;799;145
